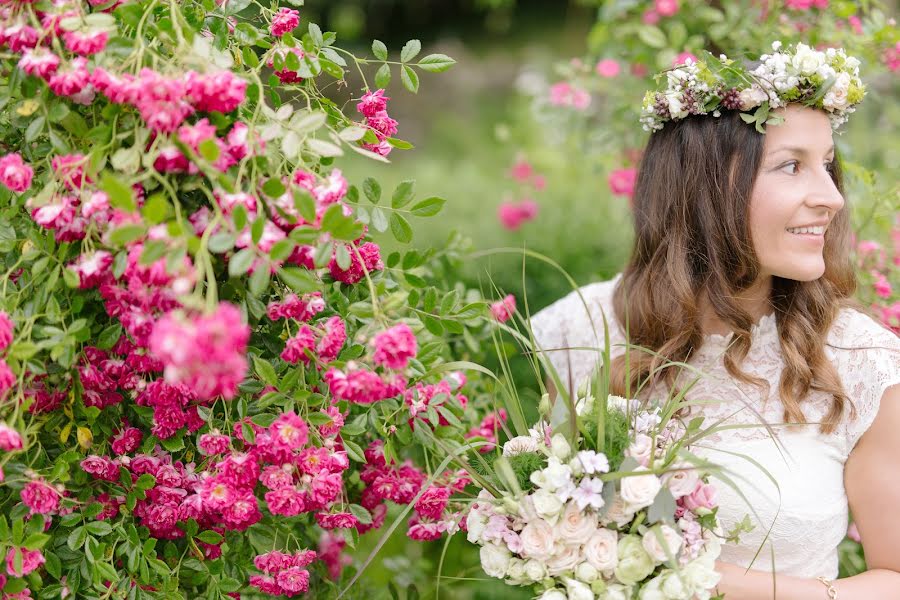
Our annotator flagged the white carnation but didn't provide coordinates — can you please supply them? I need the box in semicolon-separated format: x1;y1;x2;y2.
502;435;540;457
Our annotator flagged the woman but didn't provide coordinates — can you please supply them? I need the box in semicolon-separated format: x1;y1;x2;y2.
529;44;900;599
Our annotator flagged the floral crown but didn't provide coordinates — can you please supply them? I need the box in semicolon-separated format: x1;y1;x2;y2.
639;41;866;134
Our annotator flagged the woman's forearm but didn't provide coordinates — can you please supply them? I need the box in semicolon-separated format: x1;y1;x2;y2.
715;562;900;599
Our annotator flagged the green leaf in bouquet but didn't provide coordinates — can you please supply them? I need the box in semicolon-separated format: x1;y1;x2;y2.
320;59;344;79
85;521;112;536
208;231;236;254
400;39;421;63
646;488;677;525
416;53;456;73
196;530;223;545
67;526;87;550
334;242;351;270
401;65;419;94
343;438;365;462
249;264;269;296
198;138;220;163
142;193;170;225
278;266;319;293
253;356;278;386
638;25;667;48
262;177;286;198
362;177;381;203
387;137;414;150
371;40;388;61
308;22;324;47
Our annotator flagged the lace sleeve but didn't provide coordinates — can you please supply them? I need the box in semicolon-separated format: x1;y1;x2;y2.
828;309;900;454
527;274;623;396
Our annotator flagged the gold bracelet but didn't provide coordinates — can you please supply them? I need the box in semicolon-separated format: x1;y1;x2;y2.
816;576;838;600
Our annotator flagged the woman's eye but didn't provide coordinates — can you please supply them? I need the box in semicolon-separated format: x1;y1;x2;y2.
781;161;836;175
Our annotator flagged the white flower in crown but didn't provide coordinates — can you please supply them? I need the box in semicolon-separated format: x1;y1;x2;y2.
638;41;866;134
791;42;826;76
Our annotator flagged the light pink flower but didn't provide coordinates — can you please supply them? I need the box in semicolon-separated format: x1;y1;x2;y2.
608;167;637;198
596;58;621;78
415;485;450;520
0;362;15;399
490;294;516;323
673;52;699;67
18;48;60;79
682;481;718;513
270;411;309;450
63;30;109;55
654;0;680;17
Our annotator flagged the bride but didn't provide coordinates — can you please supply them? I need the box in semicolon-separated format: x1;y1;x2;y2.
529;44;900;599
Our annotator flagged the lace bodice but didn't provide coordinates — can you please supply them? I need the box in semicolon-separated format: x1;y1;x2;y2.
529;273;900;578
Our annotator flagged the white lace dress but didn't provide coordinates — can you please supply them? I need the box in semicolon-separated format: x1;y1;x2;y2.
529;273;900;578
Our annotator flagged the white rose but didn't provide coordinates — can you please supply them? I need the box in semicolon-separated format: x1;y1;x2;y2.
539;590;567;600
600;494;636;528
642;525;683;563
574;561;600;583
845;56;861;71
682;555;722;592
546;543;582;576
605;584;631;600
555;502;598;545
661;464;699;499
823;72;852;111
505;558;527;584
480;543;511;578
792;43;824;75
619;467;662;511
550;433;572;460
584;528;619;573
664;91;688;119
638;576;665;600
626;434;654;467
563;577;594;600
532;489;565;524
738;85;768;110
503;435;540;457
661;571;691;600
524;559;547;582
520;519;556;561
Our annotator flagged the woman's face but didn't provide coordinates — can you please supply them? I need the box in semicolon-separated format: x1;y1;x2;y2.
748;104;845;282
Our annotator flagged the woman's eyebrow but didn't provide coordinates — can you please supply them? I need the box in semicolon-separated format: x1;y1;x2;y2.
770;144;836;156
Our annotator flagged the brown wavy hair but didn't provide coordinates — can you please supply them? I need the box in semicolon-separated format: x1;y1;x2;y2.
608;106;859;433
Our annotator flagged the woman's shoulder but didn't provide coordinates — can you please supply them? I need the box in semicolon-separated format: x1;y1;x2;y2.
827;306;900;351
529;273;622;333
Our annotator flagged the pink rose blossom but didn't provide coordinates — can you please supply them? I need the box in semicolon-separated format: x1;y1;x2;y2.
324;364;391;404
595;58;621;77
328;241;384;285
356;89;389;118
0;312;13;351
315;512;358;529
0;153;34;193
415;485;450;520
281;325;317;364
63;30;109;55
47;57;91;97
270;412;309;450
371;323;418;370
111;426;143;455
21;479;59;515
149;302;250;400
186;70;247;113
654;0;680;17
872;271;892;299
0;361;15;398
673;52;699;67
68;250;114;289
642;9;660;24
270;7;301;37
5;547;44;577
608;167;637;198
0;423;22;451
682;481;718;513
198;431;231;455
497;199;538;230
490;294;516;323
18;48;60;79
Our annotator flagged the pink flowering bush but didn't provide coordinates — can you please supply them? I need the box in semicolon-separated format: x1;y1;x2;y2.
0;1;535;598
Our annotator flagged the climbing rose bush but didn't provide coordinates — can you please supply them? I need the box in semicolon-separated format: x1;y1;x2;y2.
0;1;514;598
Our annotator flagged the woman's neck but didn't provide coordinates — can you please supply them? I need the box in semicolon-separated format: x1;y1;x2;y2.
699;276;774;337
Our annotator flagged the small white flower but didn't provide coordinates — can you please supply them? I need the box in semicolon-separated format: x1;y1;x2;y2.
576;450;610;475
502;435;540;457
550;433;572;460
479;543;511;578
771;40;782;51
572;477;606;511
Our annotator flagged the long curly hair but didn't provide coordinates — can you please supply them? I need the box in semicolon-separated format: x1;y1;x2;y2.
607;107;858;433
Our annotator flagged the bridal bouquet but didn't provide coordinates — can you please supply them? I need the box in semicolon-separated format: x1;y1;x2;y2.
465;392;724;600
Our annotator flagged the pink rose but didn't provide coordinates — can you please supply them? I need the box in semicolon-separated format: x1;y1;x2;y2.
682;481;718;514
